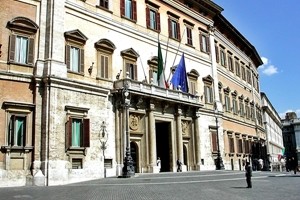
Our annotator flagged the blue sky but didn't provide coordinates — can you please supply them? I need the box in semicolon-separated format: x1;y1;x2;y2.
213;0;300;118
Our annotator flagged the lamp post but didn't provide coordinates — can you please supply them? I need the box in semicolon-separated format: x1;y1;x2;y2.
214;103;224;170
100;121;108;177
122;81;135;177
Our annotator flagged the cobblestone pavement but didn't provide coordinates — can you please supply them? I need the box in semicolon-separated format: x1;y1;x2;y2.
0;170;299;200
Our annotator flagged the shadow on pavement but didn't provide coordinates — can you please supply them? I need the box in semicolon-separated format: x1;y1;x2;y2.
231;186;248;189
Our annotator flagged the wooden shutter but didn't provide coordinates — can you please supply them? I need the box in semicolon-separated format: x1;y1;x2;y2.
65;119;72;149
212;132;217;152
168;18;172;38
105;56;108;78
199;34;203;51
83;118;90;147
100;0;104;7
28;38;34;65
66;45;71;69
80;49;84;73
215;45;219;63
146;7;150;28
206;35;210;53
120;0;125;16
177;22;181;40
101;55;105;78
133;64;137;80
157;12;161;32
9;35;16;62
126;63;130;78
132;1;137;21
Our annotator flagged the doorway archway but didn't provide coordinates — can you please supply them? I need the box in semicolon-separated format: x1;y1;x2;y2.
155;122;171;172
130;142;139;173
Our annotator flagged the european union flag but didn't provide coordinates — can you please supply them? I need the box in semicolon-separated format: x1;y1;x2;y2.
170;53;189;93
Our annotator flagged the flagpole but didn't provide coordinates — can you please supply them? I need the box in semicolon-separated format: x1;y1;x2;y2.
138;54;147;83
166;28;186;83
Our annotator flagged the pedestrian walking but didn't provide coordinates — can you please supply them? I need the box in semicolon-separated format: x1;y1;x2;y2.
245;162;252;188
291;157;298;174
176;159;182;172
157;157;161;172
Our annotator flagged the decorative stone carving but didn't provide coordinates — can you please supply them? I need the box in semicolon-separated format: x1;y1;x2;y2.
129;114;140;131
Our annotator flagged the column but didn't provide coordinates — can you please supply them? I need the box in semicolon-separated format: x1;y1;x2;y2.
194;110;201;170
176;107;183;163
148;103;157;172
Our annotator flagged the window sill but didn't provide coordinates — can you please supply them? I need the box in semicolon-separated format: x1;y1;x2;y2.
1;145;34;153
66;147;87;156
8;61;34;67
67;70;84;76
96;5;113;14
121;15;137;23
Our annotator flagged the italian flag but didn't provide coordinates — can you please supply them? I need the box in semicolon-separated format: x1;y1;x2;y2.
157;42;166;88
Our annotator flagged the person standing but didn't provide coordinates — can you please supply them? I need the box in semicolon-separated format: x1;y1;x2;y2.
245;162;252;188
291;157;297;174
176;159;182;172
157;157;161;172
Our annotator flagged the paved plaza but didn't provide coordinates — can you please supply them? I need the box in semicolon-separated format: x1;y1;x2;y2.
0;170;299;200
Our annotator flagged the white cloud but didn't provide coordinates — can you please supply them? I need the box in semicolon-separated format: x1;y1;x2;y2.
259;56;278;76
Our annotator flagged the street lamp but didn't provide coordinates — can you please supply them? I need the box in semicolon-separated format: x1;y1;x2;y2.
100;121;108;177
214;103;224;170
121;80;135;178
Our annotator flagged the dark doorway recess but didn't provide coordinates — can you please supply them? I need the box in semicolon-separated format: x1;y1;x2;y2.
155;122;171;172
130;142;139;173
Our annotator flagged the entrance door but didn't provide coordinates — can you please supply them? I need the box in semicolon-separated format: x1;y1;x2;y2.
155;122;171;172
130;142;139;173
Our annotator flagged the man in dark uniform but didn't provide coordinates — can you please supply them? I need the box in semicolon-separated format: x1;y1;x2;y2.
245;162;252;188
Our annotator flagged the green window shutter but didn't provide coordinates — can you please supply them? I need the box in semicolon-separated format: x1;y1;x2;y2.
83;118;90;147
27;38;34;65
9;35;16;62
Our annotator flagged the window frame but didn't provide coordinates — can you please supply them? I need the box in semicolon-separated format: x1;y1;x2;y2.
120;0;137;22
99;0;109;9
146;5;160;32
168;13;180;40
7;17;38;66
220;47;226;67
199;30;210;53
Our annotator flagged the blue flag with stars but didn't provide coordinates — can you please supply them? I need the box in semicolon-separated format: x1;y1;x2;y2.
170;53;189;93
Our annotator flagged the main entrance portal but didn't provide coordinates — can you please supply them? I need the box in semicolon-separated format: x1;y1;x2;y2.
155;122;171;172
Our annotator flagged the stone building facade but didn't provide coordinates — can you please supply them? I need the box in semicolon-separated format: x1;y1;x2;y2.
0;0;266;186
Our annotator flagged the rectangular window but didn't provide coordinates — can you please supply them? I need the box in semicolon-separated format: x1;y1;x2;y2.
121;0;137;21
186;27;193;46
8;115;26;146
245;104;250;119
146;7;160;31
232;98;238;114
229;137;235;153
15;36;28;64
200;33;210;53
211;131;217;152
225;95;231;112
246;69;252;84
126;62;137;80
66;117;90;148
235;60;240;77
241;65;246;81
189;80;196;95
220;48;226;67
237;139;243;153
99;0;109;9
100;55;109;79
204;85;213;103
72;158;83;169
70;47;80;72
149;68;158;85
228;55;234;72
168;18;180;40
239;101;244;117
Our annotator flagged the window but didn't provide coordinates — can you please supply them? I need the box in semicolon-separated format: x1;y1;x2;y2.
246;69;252;84
8;115;26;146
215;44;219;63
7;17;38;66
121;0;137;21
223;87;231;112
95;39;115;79
218;82;223;105
232;94;238;114
220;47;226;67
72;158;83;169
245;102;250;119
148;57;158;85
228;54;234;72
203;75;214;104
244;140;249;154
229;137;235;153
66;117;90;148
64;30;88;74
211;130;218;152
200;31;210;53
237;139;243;153
187;69;199;95
241;65;246;81
186;26;193;46
146;5;160;31
250;103;255;121
235;59;240;77
99;0;109;9
121;48;139;80
168;14;180;40
239;99;244;117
